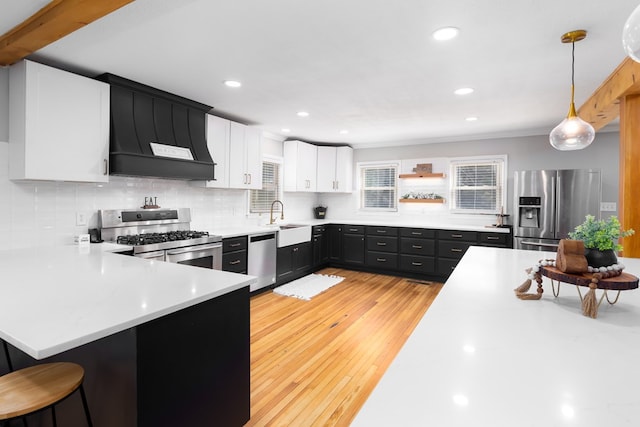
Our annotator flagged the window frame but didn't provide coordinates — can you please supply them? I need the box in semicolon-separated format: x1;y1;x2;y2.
248;155;283;215
357;161;400;212
448;155;507;214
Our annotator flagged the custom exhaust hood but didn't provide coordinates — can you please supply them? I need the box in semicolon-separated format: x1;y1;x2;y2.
99;73;215;180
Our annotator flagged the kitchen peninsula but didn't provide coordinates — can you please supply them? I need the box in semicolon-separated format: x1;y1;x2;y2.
0;243;255;427
352;246;640;426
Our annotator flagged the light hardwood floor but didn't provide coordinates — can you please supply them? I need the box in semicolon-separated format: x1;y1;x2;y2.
245;267;443;426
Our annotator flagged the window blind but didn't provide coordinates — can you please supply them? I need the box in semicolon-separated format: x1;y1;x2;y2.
250;161;281;213
360;165;397;210
450;160;503;213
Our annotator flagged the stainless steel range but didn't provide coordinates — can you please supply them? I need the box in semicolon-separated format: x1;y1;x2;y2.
99;208;222;269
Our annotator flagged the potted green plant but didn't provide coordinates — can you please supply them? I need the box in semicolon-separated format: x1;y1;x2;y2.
568;215;635;267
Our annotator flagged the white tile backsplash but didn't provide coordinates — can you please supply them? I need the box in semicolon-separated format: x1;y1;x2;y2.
0;141;318;249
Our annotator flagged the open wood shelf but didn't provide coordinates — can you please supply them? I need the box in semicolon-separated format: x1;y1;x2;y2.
399;198;445;204
398;172;446;179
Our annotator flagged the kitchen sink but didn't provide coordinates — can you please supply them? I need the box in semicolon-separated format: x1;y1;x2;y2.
264;223;312;247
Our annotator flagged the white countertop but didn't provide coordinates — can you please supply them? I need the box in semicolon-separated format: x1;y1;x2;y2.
0;243;256;359
208;219;509;238
352;246;640;427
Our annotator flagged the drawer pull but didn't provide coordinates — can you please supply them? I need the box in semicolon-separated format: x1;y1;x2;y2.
377;230;387;233
487;236;500;240
411;262;423;266
349;228;359;232
229;260;241;265
451;234;463;238
377;242;387;246
451;248;463;253
376;258;387;262
412;245;423;249
411;231;423;235
229;243;241;247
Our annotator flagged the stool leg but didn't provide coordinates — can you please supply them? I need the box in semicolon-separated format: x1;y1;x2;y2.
51;405;57;427
2;340;13;372
79;384;93;427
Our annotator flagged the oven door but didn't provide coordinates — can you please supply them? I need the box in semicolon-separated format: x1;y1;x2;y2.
165;243;222;270
134;250;166;261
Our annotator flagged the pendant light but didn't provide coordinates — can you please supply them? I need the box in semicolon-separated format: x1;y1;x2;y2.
549;30;595;151
623;5;640;62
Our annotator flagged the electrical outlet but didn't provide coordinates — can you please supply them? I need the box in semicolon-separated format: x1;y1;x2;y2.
76;212;87;226
600;202;617;212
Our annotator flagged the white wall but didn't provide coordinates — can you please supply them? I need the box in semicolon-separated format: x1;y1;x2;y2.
0;68;8;142
319;132;620;225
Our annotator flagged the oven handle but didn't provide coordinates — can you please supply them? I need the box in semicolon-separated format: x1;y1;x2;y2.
165;243;222;255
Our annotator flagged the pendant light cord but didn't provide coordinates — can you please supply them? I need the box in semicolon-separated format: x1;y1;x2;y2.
571;40;575;104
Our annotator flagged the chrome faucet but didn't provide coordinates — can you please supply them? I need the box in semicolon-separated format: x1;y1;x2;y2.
269;200;284;224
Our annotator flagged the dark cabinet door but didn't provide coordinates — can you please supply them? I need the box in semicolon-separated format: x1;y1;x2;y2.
312;228;329;268
276;246;294;282
343;233;365;265
328;224;343;262
293;242;312;272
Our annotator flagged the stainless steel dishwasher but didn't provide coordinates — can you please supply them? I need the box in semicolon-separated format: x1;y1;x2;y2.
247;232;277;292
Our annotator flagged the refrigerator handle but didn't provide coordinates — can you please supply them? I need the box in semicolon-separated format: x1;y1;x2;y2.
552;174;559;238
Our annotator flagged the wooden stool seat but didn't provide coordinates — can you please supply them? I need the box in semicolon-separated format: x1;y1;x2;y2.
0;362;86;421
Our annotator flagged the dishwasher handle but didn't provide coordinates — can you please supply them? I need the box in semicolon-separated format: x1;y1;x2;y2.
250;233;276;243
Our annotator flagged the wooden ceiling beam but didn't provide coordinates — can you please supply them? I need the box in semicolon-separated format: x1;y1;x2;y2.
0;0;134;66
578;56;640;130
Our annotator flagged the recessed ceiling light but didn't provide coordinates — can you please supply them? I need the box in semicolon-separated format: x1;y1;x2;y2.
223;80;242;88
297;111;309;117
465;116;478;122
281;128;291;133
339;129;349;134
454;87;474;95
432;27;459;41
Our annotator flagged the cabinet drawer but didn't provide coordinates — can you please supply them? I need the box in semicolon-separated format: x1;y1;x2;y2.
437;230;477;242
399;255;435;274
479;232;508;246
437;258;460;276
400;228;436;239
400;238;435;256
437;241;473;259
312;225;326;235
343;225;365;234
366;226;399;237
367;236;398;252
222;251;247;273
223;236;247;252
366;251;398;269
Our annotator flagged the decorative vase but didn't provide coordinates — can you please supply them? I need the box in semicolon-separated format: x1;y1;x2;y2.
584;248;618;268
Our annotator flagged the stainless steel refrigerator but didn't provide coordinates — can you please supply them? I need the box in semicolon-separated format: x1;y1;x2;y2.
513;169;601;251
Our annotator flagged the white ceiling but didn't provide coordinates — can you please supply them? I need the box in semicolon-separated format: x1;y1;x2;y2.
3;0;638;148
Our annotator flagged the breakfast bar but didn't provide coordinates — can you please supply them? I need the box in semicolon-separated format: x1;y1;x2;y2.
0;244;256;427
352;246;640;427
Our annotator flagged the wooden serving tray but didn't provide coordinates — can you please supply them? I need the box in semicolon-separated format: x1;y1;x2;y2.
540;266;639;291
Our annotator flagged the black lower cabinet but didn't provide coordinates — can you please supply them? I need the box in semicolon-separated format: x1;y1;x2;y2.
312;225;329;268
327;224;343;262
276;242;312;284
343;232;365;266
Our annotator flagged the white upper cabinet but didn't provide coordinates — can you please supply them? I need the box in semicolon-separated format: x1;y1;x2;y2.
9;60;110;182
316;146;353;193
228;122;263;189
202;114;231;188
284;140;317;192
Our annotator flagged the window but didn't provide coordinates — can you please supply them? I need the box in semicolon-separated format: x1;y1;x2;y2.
250;159;282;213
449;157;505;213
359;163;398;211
